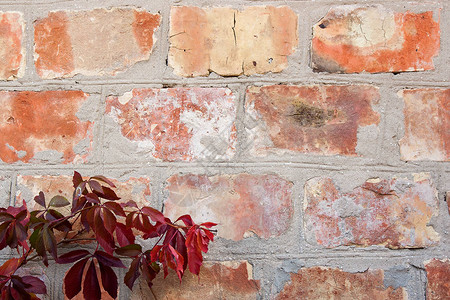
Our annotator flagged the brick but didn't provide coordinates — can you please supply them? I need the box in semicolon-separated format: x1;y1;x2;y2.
312;6;440;73
133;261;260;299
169;6;298;77
425;259;450;300
304;173;439;249
246;85;380;156
0;91;92;163
277;267;406;299
105;88;236;161
0;12;25;80
165;173;292;241
0;176;10;206
16;175;151;208
34;8;160;78
399;89;450;161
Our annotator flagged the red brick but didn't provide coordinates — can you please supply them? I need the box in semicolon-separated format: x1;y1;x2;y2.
132;261;260;299
425;259;450;300
0;12;25;80
277;267;406;299
34;8;160;78
105;88;236;162
399;89;450;161
169;6;298;77
312;6;440;73
246;85;380;156
0;91;92;163
164;173;293;241
304;174;439;248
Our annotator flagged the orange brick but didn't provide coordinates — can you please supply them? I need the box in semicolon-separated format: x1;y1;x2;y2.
0;91;92;163
165;173;293;241
34;8;160;78
169;6;298;77
0;12;25;80
312;6;440;73
425;259;450;300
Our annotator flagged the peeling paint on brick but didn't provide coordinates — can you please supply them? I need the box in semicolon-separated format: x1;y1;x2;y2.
304;174;439;248
277;267;407;299
399;89;449;161
165;173;293;241
311;6;440;73
0;12;25;80
245;85;380;156
425;259;450;300
34;8;160;78
0;91;93;164
105;88;236;161
133;261;260;299
169;6;298;77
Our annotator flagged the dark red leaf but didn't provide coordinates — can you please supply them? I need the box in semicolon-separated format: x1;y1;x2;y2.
15;210;28;222
124;256;141;290
115;244;142;257
90;175;116;188
98;187;120;201
64;258;89;299
141;257;159;289
101;208;116;235
33;192;46;208
141;207;165;224
20;276;46;294
0;212;14;223
57;250;90;264
42;225;57;259
125;212;135;229
72;171;83;188
88;180;103;195
99;263;118;299
45;209;64;222
93;215;115;254
115;223;135;247
85;193;100;204
103;202;125;217
83;261;101;300
94;251;125;268
14;222;27;243
71;194;87;214
48;196;70;208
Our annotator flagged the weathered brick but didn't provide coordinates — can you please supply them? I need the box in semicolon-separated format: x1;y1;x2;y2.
0;91;92;163
34;8;160;78
133;261;260;299
16;175;151;208
399;89;449;161
277;267;406;299
425;259;450;300
246;85;380;156
0;12;25;80
304;173;439;248
312;6;440;73
169;6;298;77
105;88;236;161
164;173;292;241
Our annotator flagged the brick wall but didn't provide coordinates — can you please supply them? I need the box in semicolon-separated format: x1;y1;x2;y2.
0;0;449;299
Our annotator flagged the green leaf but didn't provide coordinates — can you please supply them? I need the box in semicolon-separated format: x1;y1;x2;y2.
49;196;70;208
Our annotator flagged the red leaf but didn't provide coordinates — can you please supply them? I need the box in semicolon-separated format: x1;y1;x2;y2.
21;276;46;294
115;244;142;257
0;258;20;276
57;250;90;264
93;215;115;254
42;225;57;259
141;207;166;224
72;171;83;188
115;223;135;247
64;258;89;299
98;187;120;201
94;251;125;268
88;180;103;195
85;193;100;204
83;261;101;300
168;245;184;281
33;192;46;208
103;202;125;217
90;176;116;188
99;263;118;299
124;256;141;290
176;215;193;227
200;222;217;228
101;208;116;235
122;200;137;209
141;257;159;289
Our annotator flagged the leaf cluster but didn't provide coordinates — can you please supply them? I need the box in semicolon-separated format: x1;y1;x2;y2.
0;172;216;299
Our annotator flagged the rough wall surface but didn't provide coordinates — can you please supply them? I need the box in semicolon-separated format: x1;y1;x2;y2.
0;0;448;299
